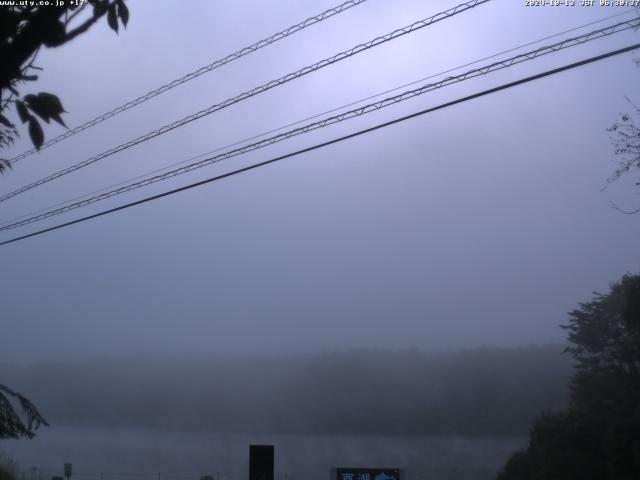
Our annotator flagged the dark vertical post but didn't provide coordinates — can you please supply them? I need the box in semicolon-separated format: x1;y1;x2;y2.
249;445;274;480
63;464;72;480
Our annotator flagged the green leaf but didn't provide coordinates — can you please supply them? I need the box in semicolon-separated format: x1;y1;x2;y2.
35;93;67;127
117;0;129;27
0;114;15;130
23;92;67;127
92;0;108;16
49;113;67;128
107;4;118;33
41;20;66;47
24;94;50;123
37;92;66;114
15;101;30;124
28;117;44;149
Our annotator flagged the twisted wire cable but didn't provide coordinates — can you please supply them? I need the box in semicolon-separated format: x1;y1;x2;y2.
2;17;637;232
0;0;491;204
7;0;369;165
2;8;632;230
2;41;639;247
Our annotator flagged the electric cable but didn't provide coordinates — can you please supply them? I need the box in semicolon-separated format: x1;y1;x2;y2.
2;7;632;230
2;41;638;247
7;0;370;165
2;17;637;232
0;0;490;204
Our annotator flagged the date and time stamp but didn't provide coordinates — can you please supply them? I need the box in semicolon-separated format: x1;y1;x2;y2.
3;0;638;8
525;0;640;6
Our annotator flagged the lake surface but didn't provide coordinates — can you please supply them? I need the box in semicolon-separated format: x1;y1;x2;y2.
0;426;525;480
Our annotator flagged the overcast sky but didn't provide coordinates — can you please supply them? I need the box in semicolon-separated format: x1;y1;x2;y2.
1;0;639;361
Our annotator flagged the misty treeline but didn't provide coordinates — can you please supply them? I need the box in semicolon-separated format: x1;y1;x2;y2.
0;346;571;437
498;274;640;479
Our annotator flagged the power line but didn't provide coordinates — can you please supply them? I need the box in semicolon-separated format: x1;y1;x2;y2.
2;42;638;247
3;17;636;229
2;18;637;232
7;0;369;165
0;0;490;205
2;8;632;230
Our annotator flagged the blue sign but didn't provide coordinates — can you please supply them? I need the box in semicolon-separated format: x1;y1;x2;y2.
336;468;400;480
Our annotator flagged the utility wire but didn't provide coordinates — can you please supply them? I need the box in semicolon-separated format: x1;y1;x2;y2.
2;42;638;247
2;7;633;230
7;0;369;165
0;0;490;205
2;18;637;232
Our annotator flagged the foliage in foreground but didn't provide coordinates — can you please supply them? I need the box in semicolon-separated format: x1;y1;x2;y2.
0;384;48;439
0;0;129;172
497;274;640;480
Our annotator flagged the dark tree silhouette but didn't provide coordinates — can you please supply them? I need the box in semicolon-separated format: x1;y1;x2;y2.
605;12;640;214
607;106;640;214
0;384;48;439
497;274;640;480
0;0;129;173
0;0;129;439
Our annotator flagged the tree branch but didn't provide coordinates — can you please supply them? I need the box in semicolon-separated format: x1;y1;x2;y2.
0;383;48;439
61;1;117;44
609;200;640;215
65;3;88;27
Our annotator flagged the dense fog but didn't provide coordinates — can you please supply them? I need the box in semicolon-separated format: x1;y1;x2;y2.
1;346;571;436
1;1;639;479
1;346;572;480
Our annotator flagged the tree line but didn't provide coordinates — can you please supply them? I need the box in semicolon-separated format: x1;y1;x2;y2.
0;344;571;437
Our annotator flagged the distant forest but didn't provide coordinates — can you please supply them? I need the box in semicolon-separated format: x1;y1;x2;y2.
0;345;572;437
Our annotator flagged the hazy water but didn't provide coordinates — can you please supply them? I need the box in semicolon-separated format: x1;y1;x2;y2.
0;426;525;480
